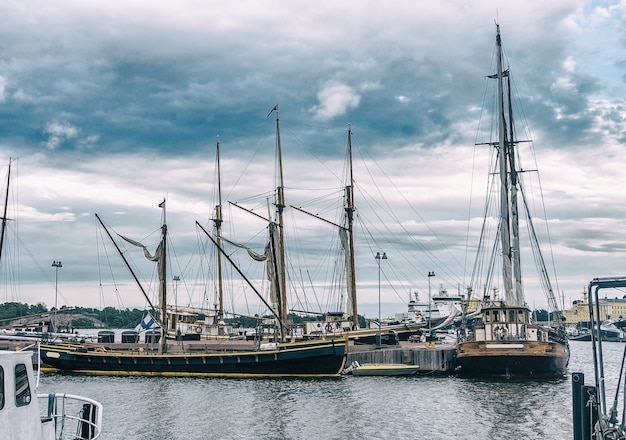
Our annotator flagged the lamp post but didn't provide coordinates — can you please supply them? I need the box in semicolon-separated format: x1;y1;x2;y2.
52;260;62;331
173;275;180;304
428;271;435;332
375;252;387;348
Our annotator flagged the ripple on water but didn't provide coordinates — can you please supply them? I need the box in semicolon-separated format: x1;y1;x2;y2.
37;342;619;439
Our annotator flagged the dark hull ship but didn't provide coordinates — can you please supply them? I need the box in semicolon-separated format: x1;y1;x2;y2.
40;337;347;378
41;108;347;378
456;24;569;378
456;304;569;377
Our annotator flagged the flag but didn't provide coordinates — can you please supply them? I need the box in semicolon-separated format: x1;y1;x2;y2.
486;69;509;79
158;199;165;208
135;313;156;332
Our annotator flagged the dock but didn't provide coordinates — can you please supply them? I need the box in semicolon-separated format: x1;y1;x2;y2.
347;341;457;373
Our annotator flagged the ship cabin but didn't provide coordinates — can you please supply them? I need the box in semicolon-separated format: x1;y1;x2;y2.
473;304;542;343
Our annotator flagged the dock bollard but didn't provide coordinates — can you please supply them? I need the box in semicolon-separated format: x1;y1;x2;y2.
571;372;597;440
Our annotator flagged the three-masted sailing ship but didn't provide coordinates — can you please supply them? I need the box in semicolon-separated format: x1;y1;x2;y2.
40;106;347;378
455;24;570;377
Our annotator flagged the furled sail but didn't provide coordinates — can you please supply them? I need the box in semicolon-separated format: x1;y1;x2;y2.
220;235;268;262
219;229;282;320
339;228;354;318
118;235;162;262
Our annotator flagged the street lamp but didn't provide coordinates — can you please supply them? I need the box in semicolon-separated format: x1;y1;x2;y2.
375;252;387;348
428;271;435;332
173;275;180;304
52;260;62;332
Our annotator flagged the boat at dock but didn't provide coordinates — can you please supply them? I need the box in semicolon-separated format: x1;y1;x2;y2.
347;361;419;376
40;203;347;377
568;319;626;342
40;107;347;378
395;288;462;328
455;24;569;378
40;336;346;377
0;349;103;440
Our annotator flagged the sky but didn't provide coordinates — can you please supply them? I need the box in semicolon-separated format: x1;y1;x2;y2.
1;0;626;321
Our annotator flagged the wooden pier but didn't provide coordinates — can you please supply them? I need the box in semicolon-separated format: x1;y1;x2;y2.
347;341;457;373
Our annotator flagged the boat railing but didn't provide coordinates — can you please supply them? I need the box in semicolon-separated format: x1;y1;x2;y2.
38;393;104;440
571;277;626;440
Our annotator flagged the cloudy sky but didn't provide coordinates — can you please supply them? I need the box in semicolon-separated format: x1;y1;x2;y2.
1;0;625;321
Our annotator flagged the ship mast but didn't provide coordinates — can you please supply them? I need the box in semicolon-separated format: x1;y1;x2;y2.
507;70;524;307
158;200;168;353
270;104;289;340
213;137;225;323
495;24;518;306
344;127;359;329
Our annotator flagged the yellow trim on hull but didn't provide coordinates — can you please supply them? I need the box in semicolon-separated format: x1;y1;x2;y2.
40;367;345;379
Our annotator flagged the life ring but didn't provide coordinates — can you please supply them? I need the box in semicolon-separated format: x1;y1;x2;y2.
325;323;333;333
95;346;106;353
195;326;202;334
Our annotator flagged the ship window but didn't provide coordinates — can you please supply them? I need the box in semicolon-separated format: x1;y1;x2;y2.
14;364;31;407
493;310;500;322
485;312;491;323
0;366;4;410
509;310;515;323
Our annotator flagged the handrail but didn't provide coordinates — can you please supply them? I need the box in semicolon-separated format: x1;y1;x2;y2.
38;393;103;440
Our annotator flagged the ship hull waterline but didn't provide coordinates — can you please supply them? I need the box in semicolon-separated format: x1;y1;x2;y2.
40;338;347;378
456;341;570;378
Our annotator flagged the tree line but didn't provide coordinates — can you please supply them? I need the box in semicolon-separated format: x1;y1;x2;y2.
0;301;553;329
0;302;369;329
0;302;146;329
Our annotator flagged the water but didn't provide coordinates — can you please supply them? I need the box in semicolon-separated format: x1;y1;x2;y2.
37;341;623;439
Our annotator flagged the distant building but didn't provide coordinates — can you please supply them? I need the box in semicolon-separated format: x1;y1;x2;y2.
562;290;626;325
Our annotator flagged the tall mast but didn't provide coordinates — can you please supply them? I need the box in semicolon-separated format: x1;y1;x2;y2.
213;137;224;323
158;199;168;353
344;127;359;329
271;104;288;339
495;23;514;304
0;159;11;267
507;72;524;306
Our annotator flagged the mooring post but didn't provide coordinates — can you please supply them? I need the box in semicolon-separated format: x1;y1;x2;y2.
572;372;585;440
572;372;598;440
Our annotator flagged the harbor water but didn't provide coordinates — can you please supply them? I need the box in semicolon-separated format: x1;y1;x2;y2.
37;341;619;439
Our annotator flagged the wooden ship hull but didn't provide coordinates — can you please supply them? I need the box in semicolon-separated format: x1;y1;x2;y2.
456;340;569;377
39;337;347;378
